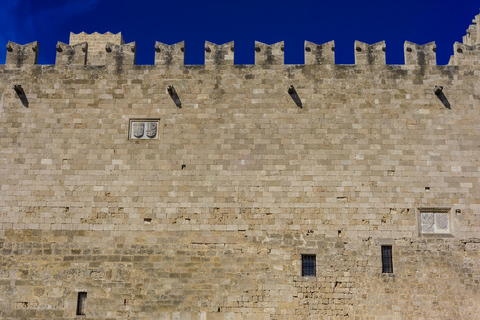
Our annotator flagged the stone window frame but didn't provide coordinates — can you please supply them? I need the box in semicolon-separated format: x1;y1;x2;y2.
128;118;160;141
417;207;452;237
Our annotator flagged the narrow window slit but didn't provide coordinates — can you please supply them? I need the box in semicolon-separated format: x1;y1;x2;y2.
76;292;87;316
381;246;393;273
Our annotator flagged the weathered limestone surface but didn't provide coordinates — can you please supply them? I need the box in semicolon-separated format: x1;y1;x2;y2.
55;42;88;66
5;41;39;67
1;20;480;320
155;41;185;66
69;32;124;65
304;40;335;65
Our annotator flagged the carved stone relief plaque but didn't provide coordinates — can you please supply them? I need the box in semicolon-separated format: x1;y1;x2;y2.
130;120;158;140
132;122;145;138
420;209;450;234
420;213;435;233
435;213;449;233
145;122;157;138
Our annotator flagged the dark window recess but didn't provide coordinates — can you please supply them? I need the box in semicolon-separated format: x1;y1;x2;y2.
381;246;393;273
76;292;87;316
302;254;316;276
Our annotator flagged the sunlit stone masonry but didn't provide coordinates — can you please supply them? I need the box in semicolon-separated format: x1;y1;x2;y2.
1;13;480;320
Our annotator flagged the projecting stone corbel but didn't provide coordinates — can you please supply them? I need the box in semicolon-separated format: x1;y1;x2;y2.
167;85;181;108
434;86;450;109
288;85;303;108
13;84;24;95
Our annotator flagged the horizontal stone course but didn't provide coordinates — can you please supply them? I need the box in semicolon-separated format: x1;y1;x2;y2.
1;13;480;320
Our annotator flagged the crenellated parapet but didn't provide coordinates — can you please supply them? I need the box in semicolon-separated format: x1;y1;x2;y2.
449;13;480;65
255;41;284;65
155;41;185;66
70;32;124;65
404;41;436;65
1;38;474;67
449;42;480;66
305;41;335;65
354;41;386;65
463;13;480;46
105;42;136;66
6;12;480;68
205;41;234;65
6;41;39;66
55;42;87;66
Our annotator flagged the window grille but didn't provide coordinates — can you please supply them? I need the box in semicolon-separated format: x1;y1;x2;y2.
301;254;316;276
381;246;393;273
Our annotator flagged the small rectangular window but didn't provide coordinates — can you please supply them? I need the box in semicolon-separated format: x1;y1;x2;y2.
76;292;87;316
381;246;393;273
301;254;316;276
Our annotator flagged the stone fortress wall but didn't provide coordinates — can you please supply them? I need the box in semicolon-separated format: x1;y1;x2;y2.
1;12;480;320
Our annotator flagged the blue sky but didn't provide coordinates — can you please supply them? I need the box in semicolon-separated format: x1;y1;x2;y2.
1;0;479;65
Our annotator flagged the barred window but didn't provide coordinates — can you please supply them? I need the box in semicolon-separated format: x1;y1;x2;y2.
381;246;393;273
301;254;316;276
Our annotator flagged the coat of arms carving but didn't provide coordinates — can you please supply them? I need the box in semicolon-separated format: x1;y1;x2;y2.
145;122;157;138
419;208;450;234
132;122;145;138
130;120;159;140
